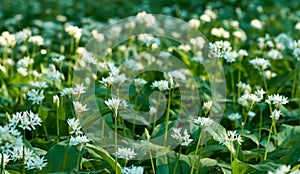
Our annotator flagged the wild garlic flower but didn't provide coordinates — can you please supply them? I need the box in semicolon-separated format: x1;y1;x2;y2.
10;111;42;131
26;89;45;105
52;55;65;63
65;24;82;41
194;117;213;128
265;94;289;107
236;82;251;94
188;19;200;28
53;95;60;108
73;83;86;95
171;128;193;146
47;69;64;81
224;51;238;63
67;118;83;135
122;165;144;174
209;40;232;59
238;89;265;107
151;80;169;91
267;165;291;174
134;78;147;89
165;70;187;81
211;27;230;38
136;11;156;27
61;88;73;96
30;81;48;88
218;130;243;153
69;135;89;146
28;35;44;46
17;57;34;68
82;55;97;65
249;57;270;71
25;155;47;171
15;28;32;42
270;109;281;120
202;101;213;115
0;31;16;47
251;19;263;29
105;97;128;114
114;147;136;161
73;101;89;115
228;113;242;121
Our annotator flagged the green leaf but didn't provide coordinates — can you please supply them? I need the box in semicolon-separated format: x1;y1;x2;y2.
250;161;281;173
277;124;300;147
85;143;122;174
43;142;80;173
231;159;255;174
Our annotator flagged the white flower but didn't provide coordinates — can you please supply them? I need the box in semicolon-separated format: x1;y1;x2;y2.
0;31;16;47
82;55;97;64
30;81;48;88
238;93;262;107
296;22;300;31
136;11;156;27
15;28;32;42
149;106;157;116
70;135;89;146
249;57;270;71
65;24;82;41
218;130;243;153
26;155;47;171
11;111;42;131
194;117;213;128
165;70;187;81
105;98;128;114
151;80;169;91
17;57;34;68
73;101;89;115
171;128;193;146
236;82;251;94
211;27;230;38
254;88;266;100
26;89;45;105
122;165;144;174
52;55;65;63
270;109;281;120
190;37;205;49
228;113;241;121
53;95;60;108
189;19;200;28
267;165;290;174
224;51;238;63
251;19;263;29
264;70;277;79
73;83;86;95
61;88;73;96
47;70;63;81
203;101;213;114
238;49;248;57
267;49;283;60
134;78;147;88
28;35;44;46
67;118;83;135
114;147;136;161
248;111;256;118
266;94;289;107
209;41;232;59
178;44;191;52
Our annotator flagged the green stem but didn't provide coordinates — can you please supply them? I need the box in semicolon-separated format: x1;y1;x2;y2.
237;60;242;99
257;108;263;149
114;113;119;174
56;109;60;142
292;62;299;98
195;134;204;174
148;142;155;174
132;92;139;137
22;130;26;174
173;145;182;174
231;71;236;105
70;37;74;55
190;130;202;174
61;136;70;171
152;93;162;129
164;88;172;147
264;118;275;160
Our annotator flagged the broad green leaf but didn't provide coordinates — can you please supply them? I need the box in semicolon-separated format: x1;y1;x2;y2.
231;159;255;174
43;142;80;173
85;143;122;174
277;124;300;147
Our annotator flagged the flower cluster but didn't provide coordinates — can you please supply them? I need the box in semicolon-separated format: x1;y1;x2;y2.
171;128;193;146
